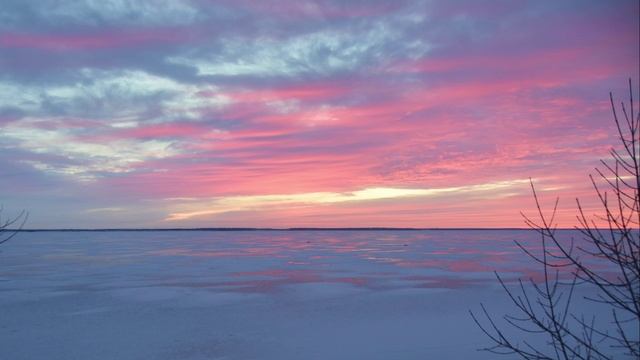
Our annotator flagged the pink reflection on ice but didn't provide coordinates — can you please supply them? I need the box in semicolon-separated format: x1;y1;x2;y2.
203;268;374;293
144;230;560;291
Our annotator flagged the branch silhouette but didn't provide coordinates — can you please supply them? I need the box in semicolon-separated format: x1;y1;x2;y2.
471;79;640;359
0;207;28;246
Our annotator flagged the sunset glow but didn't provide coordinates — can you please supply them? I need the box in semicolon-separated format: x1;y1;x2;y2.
1;0;638;228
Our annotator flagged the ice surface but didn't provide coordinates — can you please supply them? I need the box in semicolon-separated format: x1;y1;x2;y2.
0;230;618;359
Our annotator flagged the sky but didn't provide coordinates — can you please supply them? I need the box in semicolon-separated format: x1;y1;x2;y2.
0;0;638;229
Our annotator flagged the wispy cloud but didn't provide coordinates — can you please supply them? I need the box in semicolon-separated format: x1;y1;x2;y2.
0;0;637;228
165;179;530;221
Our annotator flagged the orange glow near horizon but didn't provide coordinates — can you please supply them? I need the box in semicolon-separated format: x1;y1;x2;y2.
0;0;638;228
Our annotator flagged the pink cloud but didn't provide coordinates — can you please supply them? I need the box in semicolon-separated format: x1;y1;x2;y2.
5;0;636;229
0;28;190;50
220;82;352;103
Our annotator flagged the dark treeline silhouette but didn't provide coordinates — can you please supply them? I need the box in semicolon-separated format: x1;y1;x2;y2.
13;227;541;232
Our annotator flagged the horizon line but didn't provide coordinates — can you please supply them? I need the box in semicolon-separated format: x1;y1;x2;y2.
8;227;575;232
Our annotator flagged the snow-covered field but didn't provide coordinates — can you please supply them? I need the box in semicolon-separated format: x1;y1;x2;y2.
0;230;611;359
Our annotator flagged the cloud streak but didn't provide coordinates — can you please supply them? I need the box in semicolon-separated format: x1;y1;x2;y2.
0;0;637;228
166;179;531;221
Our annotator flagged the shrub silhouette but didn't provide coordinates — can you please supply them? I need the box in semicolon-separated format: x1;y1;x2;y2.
471;80;640;359
0;207;27;246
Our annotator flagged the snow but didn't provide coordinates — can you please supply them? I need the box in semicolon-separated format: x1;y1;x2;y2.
0;230;614;359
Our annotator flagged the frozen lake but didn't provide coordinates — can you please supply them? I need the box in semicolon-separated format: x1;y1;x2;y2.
0;230;610;359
